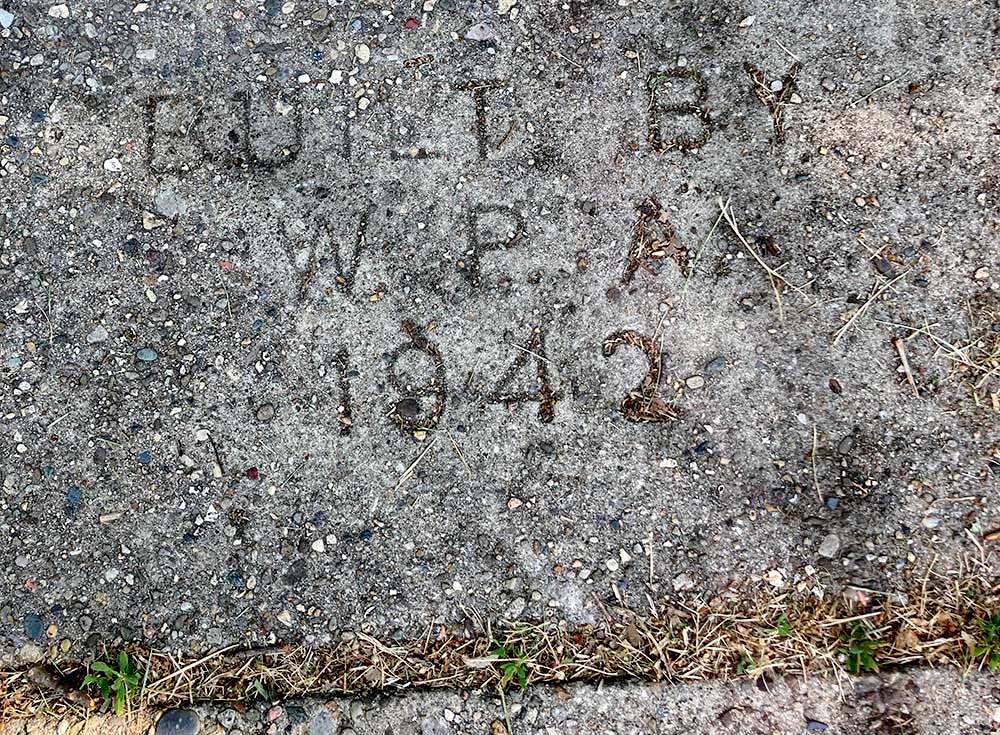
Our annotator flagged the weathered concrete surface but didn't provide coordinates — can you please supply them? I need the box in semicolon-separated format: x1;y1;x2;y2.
4;669;1000;734
1;0;999;657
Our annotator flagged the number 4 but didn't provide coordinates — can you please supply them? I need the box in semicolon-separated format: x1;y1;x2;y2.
485;326;559;423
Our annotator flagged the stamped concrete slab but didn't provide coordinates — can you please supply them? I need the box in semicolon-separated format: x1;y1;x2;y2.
1;0;999;658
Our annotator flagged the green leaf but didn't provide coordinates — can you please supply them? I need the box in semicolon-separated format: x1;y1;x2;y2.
517;664;527;691
117;651;129;673
91;662;114;676
114;687;126;716
98;680;111;700
252;680;268;700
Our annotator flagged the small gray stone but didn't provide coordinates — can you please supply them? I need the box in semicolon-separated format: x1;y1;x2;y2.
86;326;109;343
217;709;239;729
156;709;200;735
256;403;275;422
818;533;840;559
837;435;854;455
704;356;727;374
136;347;158;362
0;8;13;28
685;375;705;390
465;22;497;41
821;77;836;91
672;572;695;591
309;710;338;735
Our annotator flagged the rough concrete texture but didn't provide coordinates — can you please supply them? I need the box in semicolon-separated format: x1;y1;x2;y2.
1;0;999;660
4;669;1000;734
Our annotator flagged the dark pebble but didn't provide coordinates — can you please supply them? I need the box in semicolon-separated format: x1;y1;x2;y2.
805;719;828;732
66;486;83;510
24;613;43;639
137;450;152;465
156;709;200;735
283;559;307;584
825;496;840;511
395;398;421;420
873;256;896;277
704;356;727;374
837;435;854;455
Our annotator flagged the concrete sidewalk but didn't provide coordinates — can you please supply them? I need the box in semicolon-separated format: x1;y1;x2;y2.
4;669;999;734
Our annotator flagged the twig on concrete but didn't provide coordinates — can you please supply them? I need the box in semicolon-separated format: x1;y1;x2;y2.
832;271;908;346
847;72;910;108
393;436;439;493
891;336;920;398
719;198;811;318
811;425;822;505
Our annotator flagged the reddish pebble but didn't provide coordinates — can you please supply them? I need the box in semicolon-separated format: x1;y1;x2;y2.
245;467;259;481
404;17;419;29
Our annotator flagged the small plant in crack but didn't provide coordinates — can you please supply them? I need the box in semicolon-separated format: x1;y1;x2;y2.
838;623;882;674
735;651;756;676
771;613;793;637
490;641;529;691
82;651;140;716
973;614;1000;671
